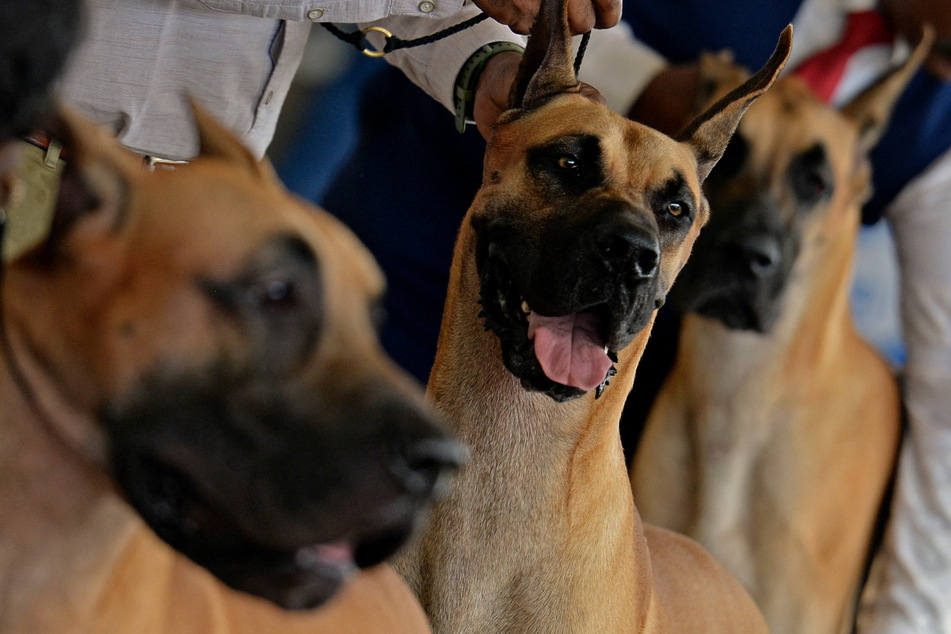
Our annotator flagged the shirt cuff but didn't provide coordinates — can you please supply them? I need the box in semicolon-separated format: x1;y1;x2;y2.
361;6;525;113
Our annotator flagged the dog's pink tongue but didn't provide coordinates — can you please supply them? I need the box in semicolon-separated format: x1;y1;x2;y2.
528;312;612;391
294;541;356;570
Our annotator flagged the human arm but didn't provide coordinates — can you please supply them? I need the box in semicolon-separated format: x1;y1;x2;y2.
360;3;608;140
359;5;526;121
471;0;620;35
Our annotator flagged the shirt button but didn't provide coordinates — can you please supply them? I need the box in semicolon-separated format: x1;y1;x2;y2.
418;1;435;12
307;8;325;19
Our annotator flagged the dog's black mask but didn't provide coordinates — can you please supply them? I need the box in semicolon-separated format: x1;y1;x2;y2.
670;135;831;332
470;134;710;400
106;366;463;610
474;196;662;402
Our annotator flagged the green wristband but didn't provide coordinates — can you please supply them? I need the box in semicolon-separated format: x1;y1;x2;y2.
453;41;525;134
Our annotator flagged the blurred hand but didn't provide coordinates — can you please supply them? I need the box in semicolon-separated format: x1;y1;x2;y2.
472;0;622;35
473;51;606;141
881;0;951;80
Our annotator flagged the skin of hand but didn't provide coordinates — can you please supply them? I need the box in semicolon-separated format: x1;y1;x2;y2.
472;0;621;35
881;0;951;80
472;51;606;141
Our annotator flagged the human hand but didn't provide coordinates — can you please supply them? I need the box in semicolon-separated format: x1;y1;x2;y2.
472;0;621;35
472;51;606;141
882;0;951;80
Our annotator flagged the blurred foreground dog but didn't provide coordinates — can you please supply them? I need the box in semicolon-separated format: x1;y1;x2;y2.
0;106;462;632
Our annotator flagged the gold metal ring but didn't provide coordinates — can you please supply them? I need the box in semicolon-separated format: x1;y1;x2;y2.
359;26;392;58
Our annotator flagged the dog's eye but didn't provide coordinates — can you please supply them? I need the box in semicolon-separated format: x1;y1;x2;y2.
790;143;833;204
556;155;578;170
795;168;829;200
666;201;686;218
252;279;296;309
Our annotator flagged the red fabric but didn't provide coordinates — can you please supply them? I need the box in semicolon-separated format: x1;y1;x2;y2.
793;10;894;102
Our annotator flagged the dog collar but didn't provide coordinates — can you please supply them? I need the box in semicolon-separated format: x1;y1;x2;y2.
453;41;525;134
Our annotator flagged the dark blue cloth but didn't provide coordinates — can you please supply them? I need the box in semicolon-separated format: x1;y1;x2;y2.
275;55;377;204
621;0;801;69
865;67;951;223
318;66;485;383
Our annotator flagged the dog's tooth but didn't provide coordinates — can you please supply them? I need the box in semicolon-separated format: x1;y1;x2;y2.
521;301;531;314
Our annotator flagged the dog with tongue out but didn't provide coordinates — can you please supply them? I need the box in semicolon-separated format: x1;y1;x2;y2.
392;0;792;626
474;167;669;402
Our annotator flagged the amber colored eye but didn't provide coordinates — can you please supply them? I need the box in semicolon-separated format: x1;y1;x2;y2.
667;201;685;217
557;155;578;169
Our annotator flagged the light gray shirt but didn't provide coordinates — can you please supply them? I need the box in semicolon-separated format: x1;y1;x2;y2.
57;0;522;160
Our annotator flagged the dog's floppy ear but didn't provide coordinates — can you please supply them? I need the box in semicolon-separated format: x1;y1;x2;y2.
677;25;793;182
190;98;275;181
508;0;580;110
841;24;933;154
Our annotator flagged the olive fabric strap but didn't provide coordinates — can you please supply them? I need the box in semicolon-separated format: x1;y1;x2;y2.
453;41;525;134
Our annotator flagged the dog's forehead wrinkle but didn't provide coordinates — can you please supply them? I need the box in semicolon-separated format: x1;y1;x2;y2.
650;170;695;207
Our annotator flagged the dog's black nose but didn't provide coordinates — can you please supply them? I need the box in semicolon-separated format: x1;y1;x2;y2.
391;436;467;497
737;235;781;278
593;214;660;279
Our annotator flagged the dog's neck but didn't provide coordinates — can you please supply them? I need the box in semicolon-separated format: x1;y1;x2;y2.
0;266;174;631
675;197;867;431
400;221;655;632
0;348;142;631
683;199;860;388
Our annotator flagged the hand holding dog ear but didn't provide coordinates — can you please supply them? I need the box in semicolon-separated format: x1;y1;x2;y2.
473;52;606;140
473;0;621;35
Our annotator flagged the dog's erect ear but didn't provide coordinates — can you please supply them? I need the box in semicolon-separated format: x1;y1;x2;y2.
190;99;274;181
677;25;793;182
34;106;142;260
508;0;580;110
841;24;933;154
694;50;750;113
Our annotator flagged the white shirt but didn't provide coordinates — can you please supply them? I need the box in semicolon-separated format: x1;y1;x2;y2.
57;0;522;159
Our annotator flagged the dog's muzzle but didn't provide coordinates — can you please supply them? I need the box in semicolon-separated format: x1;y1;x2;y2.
476;202;662;400
106;371;465;610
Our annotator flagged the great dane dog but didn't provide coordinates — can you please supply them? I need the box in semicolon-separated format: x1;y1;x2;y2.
631;31;931;634
393;0;792;630
0;105;463;632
